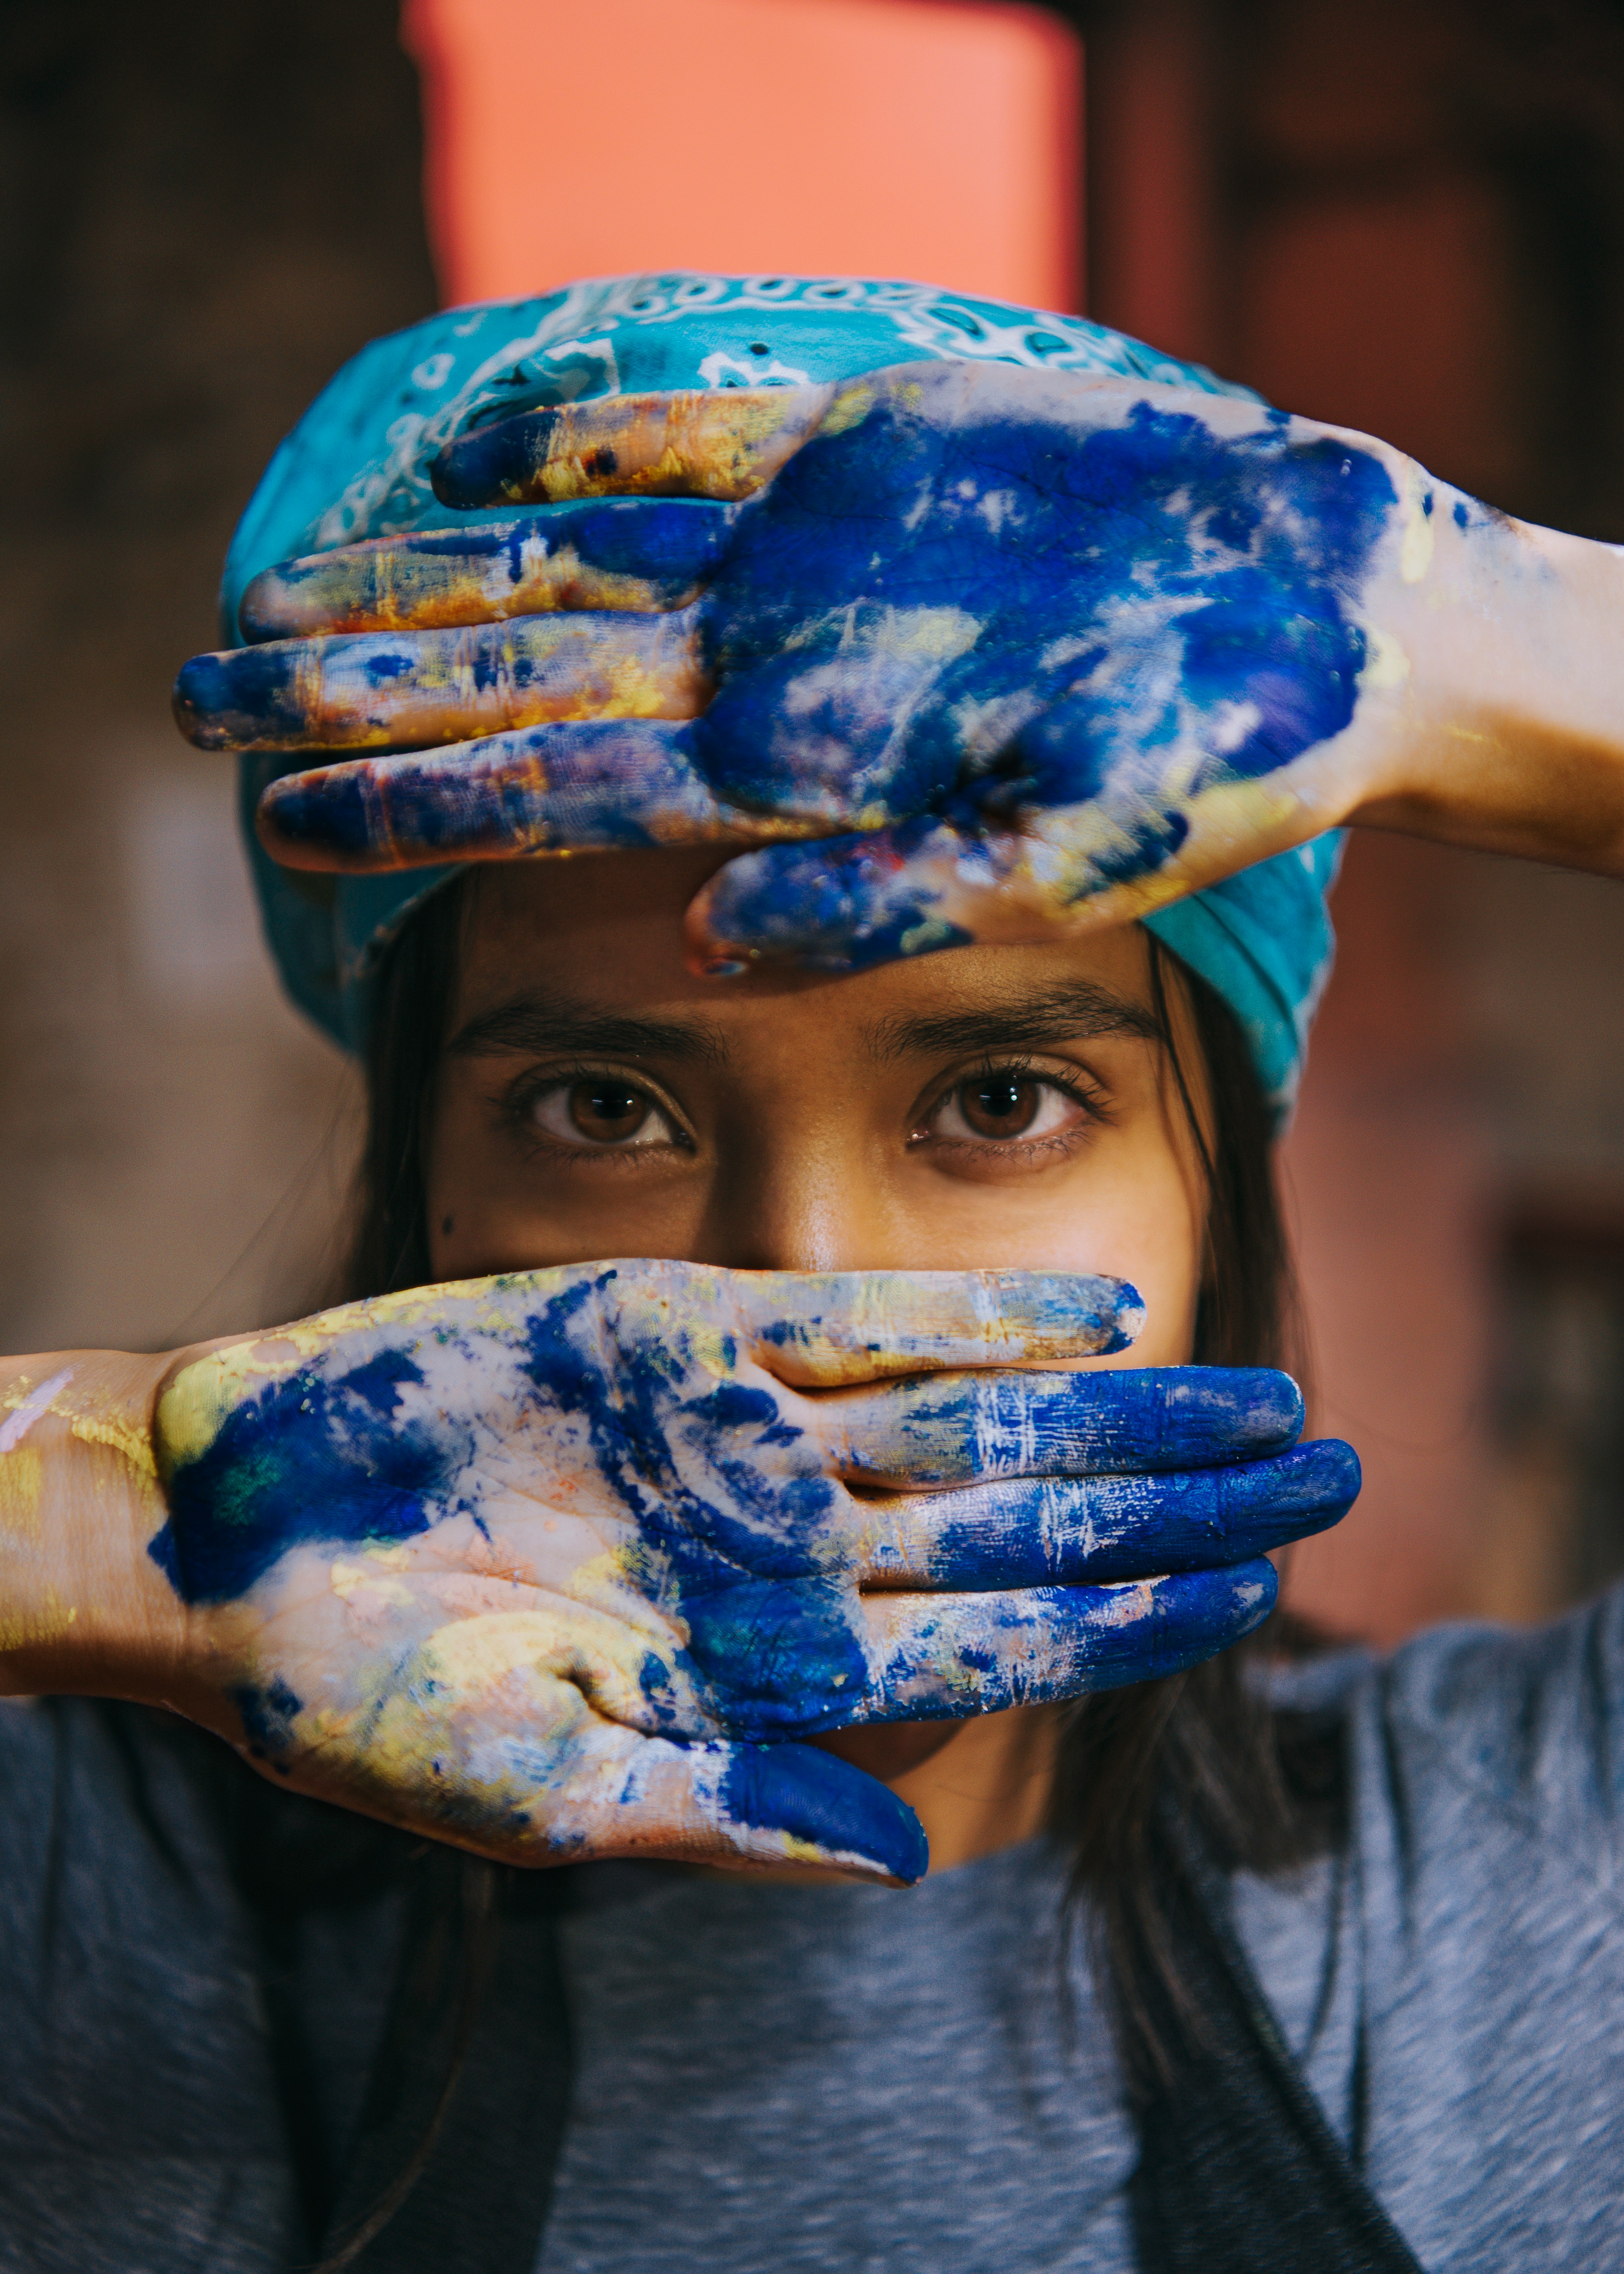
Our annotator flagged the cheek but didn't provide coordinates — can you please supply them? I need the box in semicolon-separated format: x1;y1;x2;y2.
423;1085;486;1279
424;1079;572;1282
1013;1146;1204;1368
424;1078;714;1282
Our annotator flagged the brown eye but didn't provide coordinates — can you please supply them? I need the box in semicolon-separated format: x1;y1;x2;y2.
525;1076;678;1150
957;1075;1042;1139
922;1071;1087;1152
567;1078;651;1142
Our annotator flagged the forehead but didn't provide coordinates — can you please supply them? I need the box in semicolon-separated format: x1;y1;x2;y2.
452;850;1158;1028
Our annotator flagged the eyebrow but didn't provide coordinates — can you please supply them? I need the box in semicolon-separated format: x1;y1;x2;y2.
864;982;1165;1063
446;992;730;1066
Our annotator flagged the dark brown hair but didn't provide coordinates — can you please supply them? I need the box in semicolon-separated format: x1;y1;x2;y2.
344;876;1338;2115
1054;936;1341;2097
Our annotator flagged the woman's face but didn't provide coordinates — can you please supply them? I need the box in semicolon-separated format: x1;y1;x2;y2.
426;849;1208;1369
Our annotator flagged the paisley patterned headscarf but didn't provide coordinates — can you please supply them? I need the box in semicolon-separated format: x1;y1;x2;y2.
223;273;1342;1114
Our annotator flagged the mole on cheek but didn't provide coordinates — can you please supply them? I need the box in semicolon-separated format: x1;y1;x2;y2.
442;1215;455;1235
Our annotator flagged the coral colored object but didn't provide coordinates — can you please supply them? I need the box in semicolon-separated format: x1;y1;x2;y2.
401;0;1081;313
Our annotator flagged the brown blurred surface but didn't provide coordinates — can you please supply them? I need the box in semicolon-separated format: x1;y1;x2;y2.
4;0;1624;1640
1080;0;1624;1637
0;0;437;1350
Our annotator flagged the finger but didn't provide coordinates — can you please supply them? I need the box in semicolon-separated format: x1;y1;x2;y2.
686;807;1177;979
515;1726;927;1883
848;1440;1358;1587
811;1364;1303;1479
849;1560;1279;1725
686;816;1008;977
238;499;736;639
432;385;836;508
174;610;706;753
253;720;780;873
734;1268;1145;1386
688;798;1319;980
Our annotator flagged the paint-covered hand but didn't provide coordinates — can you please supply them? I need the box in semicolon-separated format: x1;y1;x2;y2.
149;1261;1354;1882
181;362;1457;971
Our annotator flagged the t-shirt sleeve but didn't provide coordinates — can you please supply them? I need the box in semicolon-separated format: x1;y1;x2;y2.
1375;1578;1624;1865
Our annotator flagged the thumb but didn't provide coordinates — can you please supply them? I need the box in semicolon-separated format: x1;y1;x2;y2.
530;1729;928;1885
690;1739;928;1884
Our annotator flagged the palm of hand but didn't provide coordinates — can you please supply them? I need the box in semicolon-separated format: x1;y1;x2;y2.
155;1258;1294;1876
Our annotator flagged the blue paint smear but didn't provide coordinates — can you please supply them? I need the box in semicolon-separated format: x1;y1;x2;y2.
150;1346;474;1603
717;1742;928;1882
1061;1557;1279;1686
284;390;1384;950
231;1674;304;1764
260;717;723;862
510;1280;875;1728
152;1255;1317;1743
246;393;1396;932
689;397;1390;819
174;644;310;750
851;1365;1304;1484
178;609;694;755
918;1438;1358;1587
432;410;587;506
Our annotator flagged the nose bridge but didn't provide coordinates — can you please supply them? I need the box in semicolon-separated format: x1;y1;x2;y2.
696;1116;881;1272
683;1031;920;1271
684;989;921;1270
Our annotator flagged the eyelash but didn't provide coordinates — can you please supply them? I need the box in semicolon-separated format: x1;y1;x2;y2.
500;1053;1114;1167
912;1055;1113;1155
503;1061;692;1164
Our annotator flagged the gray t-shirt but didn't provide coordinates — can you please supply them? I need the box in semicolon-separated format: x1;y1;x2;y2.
540;1840;1135;2274
540;1595;1624;2274
2;1586;1624;2270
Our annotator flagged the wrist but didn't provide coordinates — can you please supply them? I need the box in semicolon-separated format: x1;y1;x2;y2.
1351;501;1624;869
0;1347;190;1703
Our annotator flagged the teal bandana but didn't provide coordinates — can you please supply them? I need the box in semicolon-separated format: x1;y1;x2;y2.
222;272;1341;1113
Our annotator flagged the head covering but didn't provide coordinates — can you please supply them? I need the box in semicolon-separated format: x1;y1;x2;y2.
223;272;1341;1117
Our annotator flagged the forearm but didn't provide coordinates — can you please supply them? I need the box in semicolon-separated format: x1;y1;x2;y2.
0;1349;189;1702
1352;508;1624;873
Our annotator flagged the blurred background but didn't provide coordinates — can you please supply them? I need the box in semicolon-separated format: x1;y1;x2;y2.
3;0;1624;1642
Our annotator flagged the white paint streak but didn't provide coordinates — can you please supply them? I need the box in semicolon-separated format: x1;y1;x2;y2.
0;1370;73;1455
1398;466;1436;584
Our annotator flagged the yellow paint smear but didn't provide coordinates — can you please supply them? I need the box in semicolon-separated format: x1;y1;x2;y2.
1357;624;1411;694
0;1449;42;1537
600;651;685;718
1398;466;1435;584
820;382;876;438
70;1412;157;1480
0;1590;76;1654
330;1558;416;1610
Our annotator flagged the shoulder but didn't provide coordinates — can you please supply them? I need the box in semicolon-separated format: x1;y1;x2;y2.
1250;1587;1624;1963
1276;1599;1624;2264
1273;1582;1624;1799
1317;1584;1624;1857
0;1698;420;2267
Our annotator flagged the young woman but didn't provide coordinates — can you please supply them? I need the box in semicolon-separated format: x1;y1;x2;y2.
6;274;1624;2272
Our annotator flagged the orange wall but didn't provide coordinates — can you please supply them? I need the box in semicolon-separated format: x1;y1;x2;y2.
402;0;1081;311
